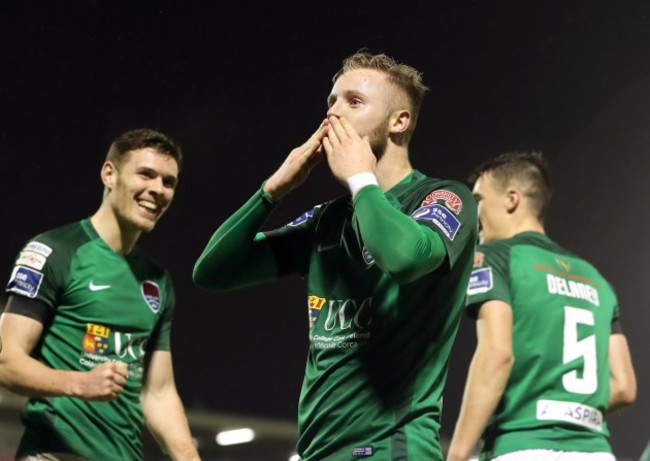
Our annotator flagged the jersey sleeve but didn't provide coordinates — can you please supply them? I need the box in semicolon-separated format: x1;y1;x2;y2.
353;185;447;283
351;180;478;283
193;184;317;291
262;204;321;278
408;182;479;271
192;185;283;291
465;243;511;317
605;279;621;323
4;295;52;324
5;237;69;312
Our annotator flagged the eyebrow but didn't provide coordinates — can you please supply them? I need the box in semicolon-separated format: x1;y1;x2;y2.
327;89;364;106
138;166;178;186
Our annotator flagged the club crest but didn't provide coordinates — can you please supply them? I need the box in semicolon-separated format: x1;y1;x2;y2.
141;281;162;313
420;189;463;214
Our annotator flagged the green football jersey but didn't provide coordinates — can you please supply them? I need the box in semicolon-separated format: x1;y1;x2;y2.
267;171;478;460
5;218;174;461
466;232;617;459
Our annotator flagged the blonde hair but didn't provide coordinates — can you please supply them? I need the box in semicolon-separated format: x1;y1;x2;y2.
333;49;429;144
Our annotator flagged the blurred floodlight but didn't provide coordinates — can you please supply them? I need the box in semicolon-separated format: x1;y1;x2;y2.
215;428;255;446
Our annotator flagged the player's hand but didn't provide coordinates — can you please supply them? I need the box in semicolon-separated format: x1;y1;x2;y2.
263;121;327;201
73;361;129;401
322;116;377;186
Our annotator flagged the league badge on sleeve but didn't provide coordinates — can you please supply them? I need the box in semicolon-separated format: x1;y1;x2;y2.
411;204;461;241
6;266;44;298
288;208;315;227
467;267;493;296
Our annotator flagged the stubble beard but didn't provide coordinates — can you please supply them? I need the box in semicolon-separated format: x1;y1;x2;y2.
364;117;391;160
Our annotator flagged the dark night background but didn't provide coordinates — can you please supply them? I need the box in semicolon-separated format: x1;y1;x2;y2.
1;1;649;458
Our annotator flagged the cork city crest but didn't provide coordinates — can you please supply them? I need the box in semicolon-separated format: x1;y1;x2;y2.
420;189;463;214
141;280;162;313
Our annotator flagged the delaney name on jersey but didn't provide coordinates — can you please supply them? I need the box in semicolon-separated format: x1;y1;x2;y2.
546;274;599;307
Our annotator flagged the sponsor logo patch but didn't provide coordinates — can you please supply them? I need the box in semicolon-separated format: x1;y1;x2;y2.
420;189;463;214
141;281;162;313
467;267;493;295
83;323;111;354
16;250;47;270
411;204;461;241
537;399;603;432
7;266;44;298
288;208;315;227
352;446;374;457
24;241;53;257
308;295;326;328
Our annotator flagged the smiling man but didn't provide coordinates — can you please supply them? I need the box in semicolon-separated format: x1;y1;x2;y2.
0;128;200;461
193;50;478;460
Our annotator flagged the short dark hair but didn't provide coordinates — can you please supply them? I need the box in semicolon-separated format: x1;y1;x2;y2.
469;151;552;222
333;49;429;144
106;128;183;170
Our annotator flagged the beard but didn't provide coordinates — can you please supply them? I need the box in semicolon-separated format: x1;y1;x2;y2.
361;116;391;160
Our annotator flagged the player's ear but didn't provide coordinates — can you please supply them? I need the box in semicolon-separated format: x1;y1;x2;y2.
505;187;520;213
389;109;411;135
101;161;117;190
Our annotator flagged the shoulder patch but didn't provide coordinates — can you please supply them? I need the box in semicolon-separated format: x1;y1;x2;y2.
411;204;461;241
16;250;48;270
467;267;493;296
420;189;463;214
24;241;53;257
7;266;44;298
288;208;315;227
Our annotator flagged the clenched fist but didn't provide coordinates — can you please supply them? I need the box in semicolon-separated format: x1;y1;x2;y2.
72;361;129;401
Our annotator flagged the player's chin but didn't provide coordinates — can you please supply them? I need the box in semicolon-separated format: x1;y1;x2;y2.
134;215;160;233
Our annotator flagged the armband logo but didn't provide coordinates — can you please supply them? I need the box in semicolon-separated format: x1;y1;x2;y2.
420;189;463;214
411;204;461;241
6;266;44;298
141;281;162;313
467;267;493;296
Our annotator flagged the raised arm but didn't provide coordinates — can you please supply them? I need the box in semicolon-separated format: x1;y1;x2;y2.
193;123;327;292
192;187;280;291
